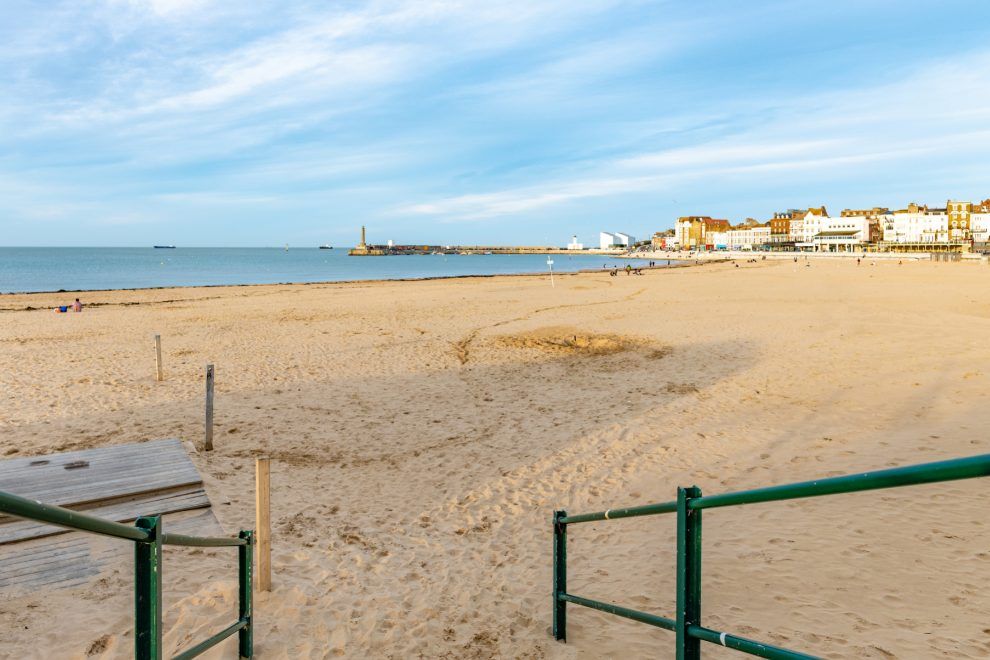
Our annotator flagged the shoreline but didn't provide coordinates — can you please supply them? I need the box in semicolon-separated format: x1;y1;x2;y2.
0;260;695;305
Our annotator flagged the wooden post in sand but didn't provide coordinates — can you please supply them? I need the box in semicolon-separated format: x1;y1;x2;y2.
204;364;215;451
255;457;272;591
154;334;164;381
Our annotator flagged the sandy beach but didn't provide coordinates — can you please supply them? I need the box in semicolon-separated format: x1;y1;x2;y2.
1;260;988;659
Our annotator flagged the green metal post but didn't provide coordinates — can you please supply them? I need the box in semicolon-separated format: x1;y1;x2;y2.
552;510;567;641
135;515;163;660
238;530;254;658
676;487;702;660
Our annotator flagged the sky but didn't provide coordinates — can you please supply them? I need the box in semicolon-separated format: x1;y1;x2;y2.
3;1;990;247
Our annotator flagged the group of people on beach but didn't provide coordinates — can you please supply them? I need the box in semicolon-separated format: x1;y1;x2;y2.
54;298;82;313
609;264;644;276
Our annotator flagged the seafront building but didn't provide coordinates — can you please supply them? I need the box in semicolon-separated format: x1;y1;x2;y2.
599;231;634;249
651;229;677;249
667;198;990;253
675;216;730;249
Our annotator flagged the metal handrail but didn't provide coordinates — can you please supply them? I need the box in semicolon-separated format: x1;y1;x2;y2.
552;452;990;659
161;532;248;547
0;489;150;541
559;499;676;524
0;489;253;659
691;453;990;510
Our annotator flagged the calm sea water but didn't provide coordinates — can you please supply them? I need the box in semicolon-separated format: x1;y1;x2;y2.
0;247;660;293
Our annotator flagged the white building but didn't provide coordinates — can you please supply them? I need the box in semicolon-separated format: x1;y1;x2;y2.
883;209;947;245
971;213;990;244
725;226;771;250
566;235;584;250
812;215;870;252
599;231;633;249
707;231;728;249
788;207;829;249
789;215;805;246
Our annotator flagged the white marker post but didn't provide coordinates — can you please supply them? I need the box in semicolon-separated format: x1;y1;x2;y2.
547;257;555;288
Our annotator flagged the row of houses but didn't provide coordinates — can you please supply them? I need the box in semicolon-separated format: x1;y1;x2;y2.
656;199;990;253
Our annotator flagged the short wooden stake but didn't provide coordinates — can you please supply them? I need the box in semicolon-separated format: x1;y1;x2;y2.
204;364;214;451
255;457;272;592
154;334;164;382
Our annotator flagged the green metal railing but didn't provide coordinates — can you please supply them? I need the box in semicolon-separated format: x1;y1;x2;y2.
0;489;253;659
552;453;990;659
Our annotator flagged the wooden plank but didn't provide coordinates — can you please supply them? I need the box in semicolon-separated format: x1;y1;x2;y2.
155;334;164;381
0;439;187;483
0;445;195;485
0;440;225;592
0;455;197;486
0;439;201;511
204;365;215;451
0;487;210;544
0;438;178;471
255;457;271;591
0;439;185;481
0;469;202;516
0;509;225;593
0;490;208;544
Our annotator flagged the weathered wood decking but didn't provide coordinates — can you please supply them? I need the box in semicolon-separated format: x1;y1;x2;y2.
0;438;221;592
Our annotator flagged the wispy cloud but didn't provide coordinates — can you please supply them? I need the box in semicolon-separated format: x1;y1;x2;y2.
397;48;990;221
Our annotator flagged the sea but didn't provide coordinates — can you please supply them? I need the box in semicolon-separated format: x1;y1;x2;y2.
0;247;663;294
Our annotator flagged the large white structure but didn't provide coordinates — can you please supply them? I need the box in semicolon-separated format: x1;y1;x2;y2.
599;231;634;249
613;232;634;246
566;235;584;250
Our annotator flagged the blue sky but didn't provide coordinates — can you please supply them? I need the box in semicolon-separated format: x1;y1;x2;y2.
2;1;990;247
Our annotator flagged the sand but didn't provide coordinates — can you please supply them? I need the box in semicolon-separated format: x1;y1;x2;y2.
0;259;988;659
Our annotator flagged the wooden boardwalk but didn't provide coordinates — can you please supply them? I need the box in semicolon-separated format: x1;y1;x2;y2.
0;439;221;592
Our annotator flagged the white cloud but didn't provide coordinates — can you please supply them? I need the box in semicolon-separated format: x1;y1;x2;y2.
397;48;990;221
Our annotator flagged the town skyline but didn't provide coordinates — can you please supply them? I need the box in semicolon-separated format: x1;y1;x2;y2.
665;197;990;253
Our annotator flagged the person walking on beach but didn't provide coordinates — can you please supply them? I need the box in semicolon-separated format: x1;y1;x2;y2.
72;298;82;312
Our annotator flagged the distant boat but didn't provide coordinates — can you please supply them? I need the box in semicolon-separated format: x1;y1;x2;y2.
153;245;176;249
319;245;333;250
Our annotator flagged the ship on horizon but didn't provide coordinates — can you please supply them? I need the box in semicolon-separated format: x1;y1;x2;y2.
153;245;176;249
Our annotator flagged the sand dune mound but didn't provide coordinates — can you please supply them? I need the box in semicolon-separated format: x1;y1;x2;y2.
496;326;664;357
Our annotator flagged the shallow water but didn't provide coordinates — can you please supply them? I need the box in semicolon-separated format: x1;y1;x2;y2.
0;247;663;293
